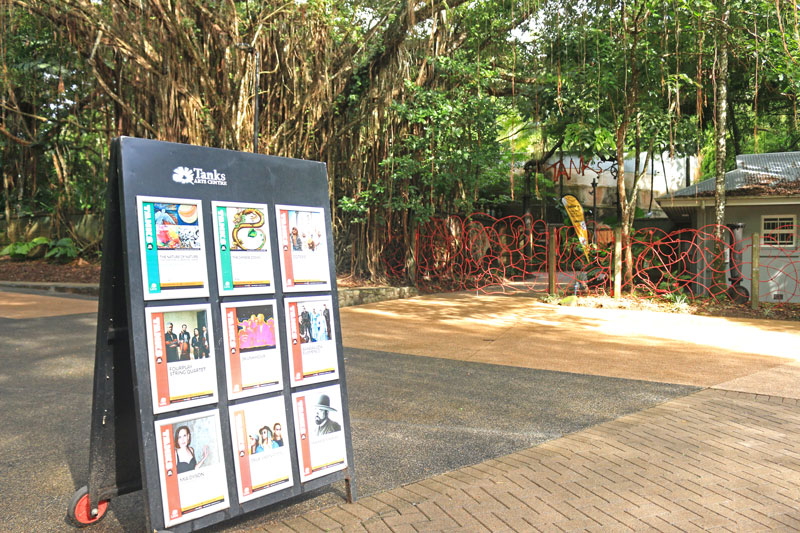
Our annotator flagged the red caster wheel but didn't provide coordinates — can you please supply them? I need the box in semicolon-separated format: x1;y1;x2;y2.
68;485;109;527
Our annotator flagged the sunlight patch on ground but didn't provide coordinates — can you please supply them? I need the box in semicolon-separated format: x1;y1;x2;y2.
0;291;97;319
547;304;800;360
342;295;800;362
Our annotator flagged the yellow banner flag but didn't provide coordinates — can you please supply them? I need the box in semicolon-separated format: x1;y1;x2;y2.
561;194;590;259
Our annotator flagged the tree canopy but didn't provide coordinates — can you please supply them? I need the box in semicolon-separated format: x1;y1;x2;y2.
2;0;799;279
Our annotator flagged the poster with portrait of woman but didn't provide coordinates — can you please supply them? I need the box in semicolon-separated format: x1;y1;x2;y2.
211;201;275;296
284;295;338;387
228;396;293;503
145;304;218;414
292;384;347;483
220;300;282;399
275;205;331;292
137;196;210;300
154;410;229;527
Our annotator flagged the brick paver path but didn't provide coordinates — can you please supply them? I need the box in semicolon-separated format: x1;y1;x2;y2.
264;389;800;532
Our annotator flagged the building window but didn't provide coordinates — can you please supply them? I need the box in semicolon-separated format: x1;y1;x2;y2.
762;215;796;248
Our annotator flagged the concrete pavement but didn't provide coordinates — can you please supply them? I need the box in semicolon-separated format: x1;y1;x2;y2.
2;289;800;532
255;294;800;532
261;390;800;532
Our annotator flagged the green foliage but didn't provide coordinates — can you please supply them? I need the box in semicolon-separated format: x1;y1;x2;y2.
0;237;50;261
44;237;79;262
0;237;78;262
7;0;800;281
2;6;107;226
341;55;510;224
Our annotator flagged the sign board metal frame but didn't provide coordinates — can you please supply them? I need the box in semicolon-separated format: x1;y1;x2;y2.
80;137;356;532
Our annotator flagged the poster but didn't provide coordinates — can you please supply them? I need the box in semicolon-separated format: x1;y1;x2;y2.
221;300;282;399
275;205;331;291
212;202;275;296
137;196;210;300
145;304;218;414
285;296;338;387
228;397;293;503
154;410;229;527
292;384;347;482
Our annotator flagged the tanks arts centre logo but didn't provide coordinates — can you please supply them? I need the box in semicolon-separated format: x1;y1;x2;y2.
171;166;228;186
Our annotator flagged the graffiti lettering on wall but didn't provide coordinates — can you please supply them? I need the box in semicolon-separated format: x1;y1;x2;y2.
539;155;618;181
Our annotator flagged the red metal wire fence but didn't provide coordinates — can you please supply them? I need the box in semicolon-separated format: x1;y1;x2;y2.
383;214;800;304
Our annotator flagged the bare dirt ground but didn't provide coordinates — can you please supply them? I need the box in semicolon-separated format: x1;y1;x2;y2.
1;256;798;321
0;256;102;284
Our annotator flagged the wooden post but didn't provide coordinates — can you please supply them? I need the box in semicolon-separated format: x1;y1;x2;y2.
751;233;760;309
407;219;417;287
548;229;557;296
613;226;622;299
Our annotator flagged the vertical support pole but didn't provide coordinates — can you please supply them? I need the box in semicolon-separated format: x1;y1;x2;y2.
591;177;597;243
751;233;760;309
345;475;354;504
613;226;622;299
548;229;557;296
253;51;260;153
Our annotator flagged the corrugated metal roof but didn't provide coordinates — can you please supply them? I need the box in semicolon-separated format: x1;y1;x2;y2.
660;152;800;199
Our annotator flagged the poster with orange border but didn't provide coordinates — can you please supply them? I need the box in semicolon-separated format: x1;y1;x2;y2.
228;396;293;503
275;204;331;292
220;300;282;399
145;304;218;414
284;295;338;387
292;384;347;483
154;410;229;527
137;196;210;300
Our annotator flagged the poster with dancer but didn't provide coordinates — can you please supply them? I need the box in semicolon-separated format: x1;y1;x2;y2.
221;300;282;399
154;410;229;527
275;205;331;291
137;196;209;300
285;295;338;387
228;397;293;503
212;202;275;296
145;304;218;414
292;384;347;483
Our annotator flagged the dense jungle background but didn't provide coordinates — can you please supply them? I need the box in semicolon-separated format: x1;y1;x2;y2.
3;0;800;282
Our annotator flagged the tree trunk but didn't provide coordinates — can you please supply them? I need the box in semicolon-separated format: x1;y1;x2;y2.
713;0;729;291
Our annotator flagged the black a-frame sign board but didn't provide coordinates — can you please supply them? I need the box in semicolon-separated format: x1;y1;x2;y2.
78;137;356;532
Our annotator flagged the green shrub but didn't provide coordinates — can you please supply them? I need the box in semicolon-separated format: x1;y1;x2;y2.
0;237;50;261
45;238;79;262
0;236;78;262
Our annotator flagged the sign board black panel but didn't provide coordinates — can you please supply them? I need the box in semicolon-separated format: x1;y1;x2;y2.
76;137;355;532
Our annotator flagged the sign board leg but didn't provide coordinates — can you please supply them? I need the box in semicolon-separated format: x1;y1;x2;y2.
85;146;142;512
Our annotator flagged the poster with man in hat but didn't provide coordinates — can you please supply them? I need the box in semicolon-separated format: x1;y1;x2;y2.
314;393;341;435
292;384;347;482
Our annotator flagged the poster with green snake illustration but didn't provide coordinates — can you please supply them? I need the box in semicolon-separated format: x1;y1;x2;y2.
211;201;275;296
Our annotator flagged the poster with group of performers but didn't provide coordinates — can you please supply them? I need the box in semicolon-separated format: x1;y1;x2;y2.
145;304;217;414
276;205;331;291
285;295;339;386
221;300;282;399
228;396;293;503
